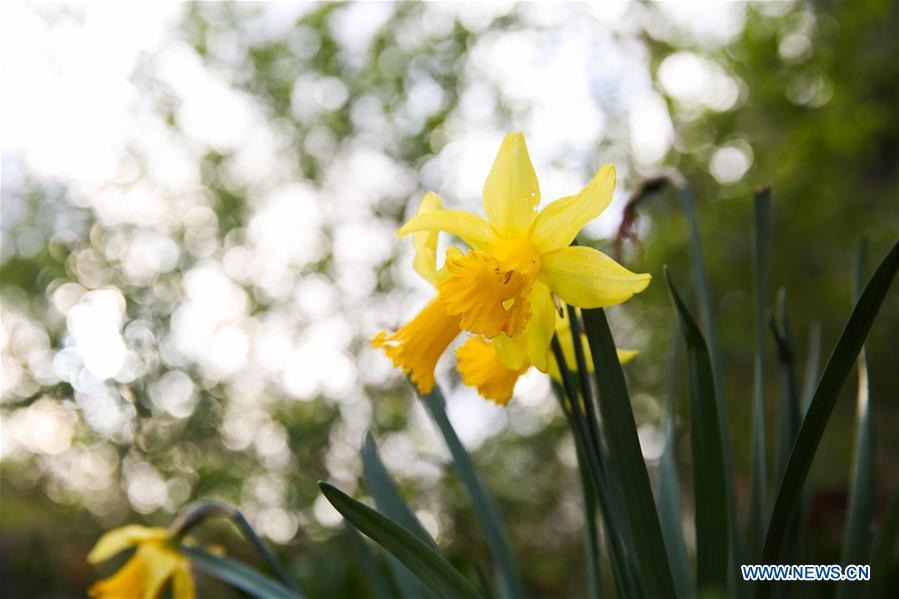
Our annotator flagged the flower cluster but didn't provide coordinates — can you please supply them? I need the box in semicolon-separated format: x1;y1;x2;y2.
374;133;650;404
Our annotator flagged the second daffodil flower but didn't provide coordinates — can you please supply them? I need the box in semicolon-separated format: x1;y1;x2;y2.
88;525;195;599
395;132;650;373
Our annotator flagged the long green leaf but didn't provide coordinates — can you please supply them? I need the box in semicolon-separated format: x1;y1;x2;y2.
553;323;646;597
363;432;438;549
677;184;742;596
794;323;822;563
869;484;899;598
770;289;801;483
582;308;678;598
838;239;877;598
577;445;603;599
552;335;645;597
362;433;435;598
760;240;899;585
182;545;300;599
550;361;636;599
420;390;524;599
564;306;617;598
800;323;822;415
666;268;729;592
170;499;299;594
319;482;482;599
656;325;692;599
748;188;771;560
345;522;394;599
768;289;805;567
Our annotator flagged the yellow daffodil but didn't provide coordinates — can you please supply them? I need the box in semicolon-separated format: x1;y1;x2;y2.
396;132;650;372
373;193;461;394
457;311;638;405
88;525;195;599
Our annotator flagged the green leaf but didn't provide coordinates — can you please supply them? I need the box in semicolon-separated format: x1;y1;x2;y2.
362;432;436;598
582;308;678;598
794;322;822;564
577;456;603;599
363;432;438;549
171;499;299;595
345;522;395;599
760;240;899;583
676;184;742;594
666;268;729;592
748;187;771;560
838;239;877;598
551;337;639;599
182;545;300;599
800;323;822;414
420;390;525;599
869;484;899;598
552;370;637;597
319;482;483;599
656;326;692;599
770;289;801;484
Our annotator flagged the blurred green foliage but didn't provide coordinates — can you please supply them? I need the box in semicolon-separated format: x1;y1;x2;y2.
1;2;896;597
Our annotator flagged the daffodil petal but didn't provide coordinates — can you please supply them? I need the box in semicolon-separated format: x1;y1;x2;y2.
397;209;497;250
616;348;639;365
89;553;145;598
539;246;651;308
88;525;169;564
412;192;443;285
456;336;524;406
529;165;616;253
172;560;197;599
138;543;183;599
493;333;528;371
483;132;540;238
520;282;555;372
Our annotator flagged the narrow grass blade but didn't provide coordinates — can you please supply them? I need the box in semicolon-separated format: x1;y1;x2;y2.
577;452;603;599
760;240;899;587
768;289;805;567
320;482;482;599
800;324;822;415
657;320;693;599
582;308;678;598
748;188;771;560
770;289;801;483
551;339;644;597
869;484;899;598
362;433;435;598
564;306;622;598
182;545;300;599
170;499;298;594
550;358;637;599
420;389;525;599
678;181;742;595
666;268;729;592
838;239;877;598
794;323;822;563
363;433;437;549
345;522;394;599
473;564;495;599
